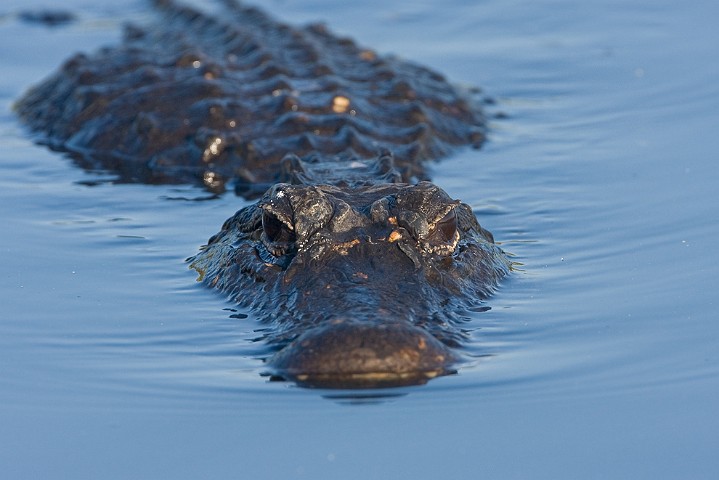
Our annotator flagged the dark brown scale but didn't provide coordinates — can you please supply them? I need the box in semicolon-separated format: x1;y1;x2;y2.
15;0;485;194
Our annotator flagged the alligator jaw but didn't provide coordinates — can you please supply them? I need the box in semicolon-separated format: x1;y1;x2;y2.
267;320;460;389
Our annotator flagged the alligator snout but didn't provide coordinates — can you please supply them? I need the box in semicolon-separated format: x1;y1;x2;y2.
267;320;459;389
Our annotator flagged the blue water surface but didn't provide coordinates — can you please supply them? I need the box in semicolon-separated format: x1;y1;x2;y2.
1;0;718;478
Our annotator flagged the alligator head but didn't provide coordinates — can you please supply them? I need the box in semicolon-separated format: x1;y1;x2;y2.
13;0;511;389
189;171;510;388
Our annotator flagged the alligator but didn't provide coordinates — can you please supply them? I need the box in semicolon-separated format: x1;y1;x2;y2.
15;0;511;388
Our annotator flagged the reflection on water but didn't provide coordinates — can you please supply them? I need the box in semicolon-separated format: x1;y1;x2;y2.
323;392;409;406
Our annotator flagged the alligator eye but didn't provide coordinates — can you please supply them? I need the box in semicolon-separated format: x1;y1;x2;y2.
262;210;296;256
426;209;458;249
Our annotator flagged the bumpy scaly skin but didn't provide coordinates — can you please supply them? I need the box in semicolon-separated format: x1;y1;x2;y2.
189;180;510;387
15;0;485;195
16;0;511;388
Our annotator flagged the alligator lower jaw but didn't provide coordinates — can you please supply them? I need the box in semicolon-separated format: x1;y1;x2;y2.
283;369;451;390
266;321;460;389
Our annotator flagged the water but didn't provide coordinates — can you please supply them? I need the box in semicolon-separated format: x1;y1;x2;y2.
1;0;718;478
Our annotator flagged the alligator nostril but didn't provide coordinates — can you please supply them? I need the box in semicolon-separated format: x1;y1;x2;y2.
267;322;459;389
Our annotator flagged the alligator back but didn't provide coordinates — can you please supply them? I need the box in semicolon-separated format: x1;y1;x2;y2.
16;0;485;195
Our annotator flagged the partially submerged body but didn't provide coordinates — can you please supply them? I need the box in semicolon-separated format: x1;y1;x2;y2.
16;0;511;388
189;177;509;387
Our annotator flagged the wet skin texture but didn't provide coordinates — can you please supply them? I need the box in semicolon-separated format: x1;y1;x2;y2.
15;0;511;388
